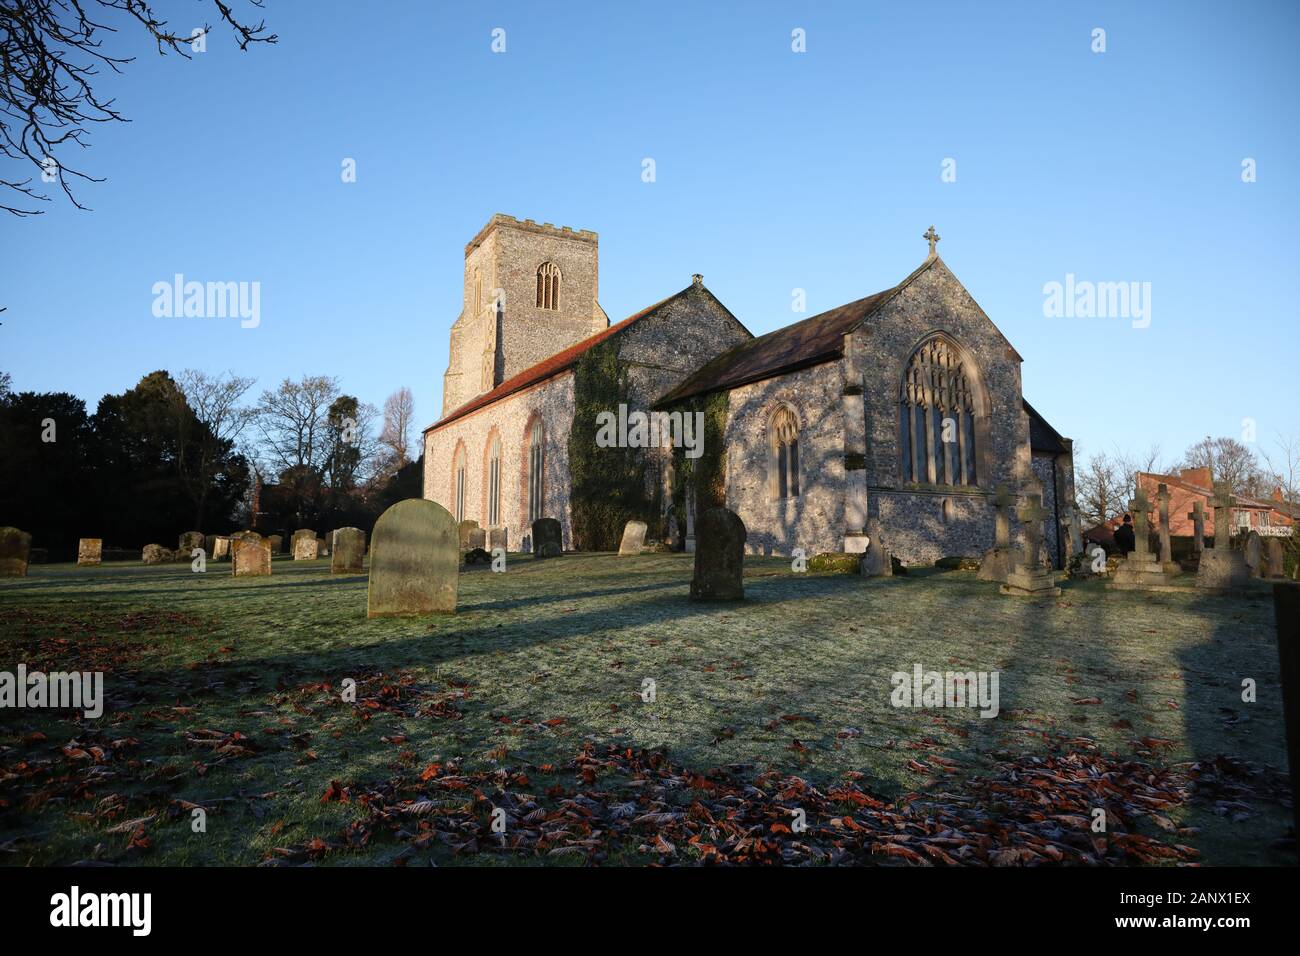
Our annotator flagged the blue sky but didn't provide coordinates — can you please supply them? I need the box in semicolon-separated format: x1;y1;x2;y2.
2;0;1296;465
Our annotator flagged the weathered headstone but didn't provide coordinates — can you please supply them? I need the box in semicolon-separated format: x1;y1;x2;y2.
0;527;32;577
1265;537;1287;580
1196;481;1251;591
317;536;329;557
179;531;204;554
1155;483;1181;575
332;527;365;574
488;527;508;551
1244;531;1263;578
860;518;891;578
467;527;487;551
1001;494;1061;597
690;507;746;600
618;520;648;556
232;532;272;576
142;544;171;565
293;531;319;560
978;485;1016;583
267;534;283;554
212;536;231;560
457;519;479;551
1188;501;1206;553
77;538;102;566
367;498;458;617
532;517;562;560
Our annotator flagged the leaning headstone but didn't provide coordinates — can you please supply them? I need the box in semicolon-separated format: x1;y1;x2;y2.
1265;537;1287;580
178;531;204;554
1244;531;1263;578
0;527;32;577
1001;494;1061;597
532;517;562;559
367;499;458;617
293;533;319;560
204;534;218;557
212;536;231;561
332;527;365;574
232;532;272;576
619;520;648;556
457;519;480;551
978;485;1016;583
142;544;171;565
77;538;102;567
690;507;746;600
1196;481;1250;591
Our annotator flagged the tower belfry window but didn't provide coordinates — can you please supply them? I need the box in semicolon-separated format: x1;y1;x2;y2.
536;262;561;311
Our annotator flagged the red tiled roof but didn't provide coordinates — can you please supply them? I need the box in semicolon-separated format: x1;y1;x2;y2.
423;286;692;434
1139;471;1279;511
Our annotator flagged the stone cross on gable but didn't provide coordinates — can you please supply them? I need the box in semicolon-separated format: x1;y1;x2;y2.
1018;493;1050;569
1209;481;1236;550
1156;483;1173;565
1187;499;1206;553
923;225;941;257
992;484;1015;549
1129;486;1153;556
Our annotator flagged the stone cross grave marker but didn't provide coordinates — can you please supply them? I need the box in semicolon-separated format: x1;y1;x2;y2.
1129;486;1153;557
1156;483;1174;566
992;484;1014;550
1188;500;1206;553
1019;494;1050;570
1209;482;1236;550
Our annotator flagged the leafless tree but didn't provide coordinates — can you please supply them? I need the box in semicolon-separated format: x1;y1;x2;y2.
1112;442;1165;507
377;386;415;477
1;0;276;216
177;368;255;526
1178;436;1265;497
1259;433;1300;507
1074;447;1127;527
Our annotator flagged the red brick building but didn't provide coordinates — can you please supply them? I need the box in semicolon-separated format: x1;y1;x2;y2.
1137;468;1296;539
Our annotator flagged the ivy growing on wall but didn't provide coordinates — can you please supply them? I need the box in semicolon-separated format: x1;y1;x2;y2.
568;339;659;551
669;389;730;541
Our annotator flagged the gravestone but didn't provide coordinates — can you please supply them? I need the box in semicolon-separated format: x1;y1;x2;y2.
488;527;508;551
532;518;562;560
366;498;458;617
1264;537;1287;579
860;517;891;577
467;528;487;551
332;527;366;574
178;531;204;554
212;536;231;560
0;527;32;577
293;531;319;560
1187;501;1206;553
684;486;697;553
142;544;171;565
690;507;746;600
978;484;1016;583
1244;531;1263;578
457;519;479;551
317;536;330;557
232;532;272;576
1155;483;1181;575
267;534;283;555
1196;481;1250;591
204;534;217;558
1109;487;1177;590
619;520;648;556
1001;494;1061;597
1063;504;1084;559
77;538;102;567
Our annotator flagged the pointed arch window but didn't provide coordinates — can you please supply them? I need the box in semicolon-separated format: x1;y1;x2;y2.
527;419;545;523
536;262;561;310
768;406;801;499
452;446;467;522
898;336;980;487
487;436;502;526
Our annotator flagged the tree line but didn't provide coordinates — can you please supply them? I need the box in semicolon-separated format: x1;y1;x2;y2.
0;369;422;556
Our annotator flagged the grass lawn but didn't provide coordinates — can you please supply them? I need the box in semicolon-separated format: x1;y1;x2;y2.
0;553;1291;866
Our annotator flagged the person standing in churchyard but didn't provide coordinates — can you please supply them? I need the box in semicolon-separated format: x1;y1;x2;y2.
1114;514;1135;555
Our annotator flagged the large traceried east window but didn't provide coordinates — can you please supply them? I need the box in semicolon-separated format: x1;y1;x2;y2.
527;420;545;524
536;262;561;310
768;406;801;499
453;446;467;522
487;436;502;527
899;335;980;487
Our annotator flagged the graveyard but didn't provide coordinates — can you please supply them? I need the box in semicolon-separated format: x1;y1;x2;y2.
0;545;1290;866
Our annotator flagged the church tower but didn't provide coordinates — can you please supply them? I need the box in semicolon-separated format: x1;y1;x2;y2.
441;215;608;416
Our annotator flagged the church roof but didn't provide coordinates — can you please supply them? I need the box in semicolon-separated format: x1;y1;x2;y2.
424;284;697;434
1024;400;1070;455
657;257;938;406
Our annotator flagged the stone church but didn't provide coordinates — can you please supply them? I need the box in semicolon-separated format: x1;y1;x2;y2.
423;214;1076;567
